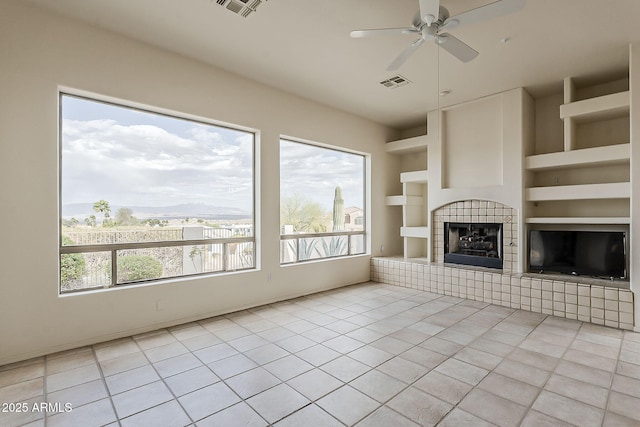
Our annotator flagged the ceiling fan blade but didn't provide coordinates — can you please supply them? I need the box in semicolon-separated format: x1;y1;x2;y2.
387;38;425;71
419;0;440;26
437;33;479;63
443;0;525;30
350;27;419;38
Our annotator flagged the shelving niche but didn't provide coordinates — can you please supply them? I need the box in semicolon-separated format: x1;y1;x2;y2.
525;74;630;225
386;135;429;260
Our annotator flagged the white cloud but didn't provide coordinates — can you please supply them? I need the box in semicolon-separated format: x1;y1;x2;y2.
280;140;364;210
61;118;254;211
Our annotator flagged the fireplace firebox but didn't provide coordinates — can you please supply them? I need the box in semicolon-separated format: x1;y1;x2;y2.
444;222;503;269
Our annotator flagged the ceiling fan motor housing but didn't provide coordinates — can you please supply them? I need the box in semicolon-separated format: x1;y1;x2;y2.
413;6;449;29
421;24;438;40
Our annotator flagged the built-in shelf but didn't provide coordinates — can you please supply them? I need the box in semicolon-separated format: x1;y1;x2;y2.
389;168;429;259
526;217;630;225
525;77;631;229
525;143;630;171
386;135;428;154
400;170;428;183
560;91;630;122
526;182;630;201
385;195;423;206
401;226;429;238
385;196;403;206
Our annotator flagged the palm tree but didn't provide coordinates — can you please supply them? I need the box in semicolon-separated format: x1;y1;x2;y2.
93;199;111;226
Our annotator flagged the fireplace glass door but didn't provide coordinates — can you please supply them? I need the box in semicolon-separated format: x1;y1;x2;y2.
444;222;503;269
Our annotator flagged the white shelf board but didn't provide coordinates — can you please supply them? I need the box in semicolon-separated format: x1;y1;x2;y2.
560;91;629;122
526;182;630;201
525;143;630;171
526;217;630;225
386;135;428;154
401;226;429;238
385;195;423;206
400;170;428;183
385;195;403;206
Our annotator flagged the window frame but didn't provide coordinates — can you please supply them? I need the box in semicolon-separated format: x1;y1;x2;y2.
279;137;368;264
58;89;258;294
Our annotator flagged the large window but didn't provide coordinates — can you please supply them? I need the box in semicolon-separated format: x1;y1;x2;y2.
280;139;366;263
59;93;255;293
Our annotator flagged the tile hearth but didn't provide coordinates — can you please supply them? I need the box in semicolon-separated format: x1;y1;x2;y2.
371;258;634;330
2;282;640;426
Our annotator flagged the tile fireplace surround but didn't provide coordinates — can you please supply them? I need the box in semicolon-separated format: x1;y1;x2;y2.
373;200;634;331
434;200;518;274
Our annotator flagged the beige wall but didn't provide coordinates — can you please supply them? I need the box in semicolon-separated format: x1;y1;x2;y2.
0;1;398;365
442;94;504;189
630;44;640;330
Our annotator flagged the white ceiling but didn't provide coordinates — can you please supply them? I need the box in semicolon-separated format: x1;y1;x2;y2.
24;0;640;130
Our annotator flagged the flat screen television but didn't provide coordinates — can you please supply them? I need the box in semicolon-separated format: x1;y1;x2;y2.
529;230;626;279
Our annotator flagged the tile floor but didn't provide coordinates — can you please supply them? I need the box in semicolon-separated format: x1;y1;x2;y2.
2;281;640;427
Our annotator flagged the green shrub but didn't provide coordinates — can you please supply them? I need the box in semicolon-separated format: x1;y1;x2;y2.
60;236;85;287
118;255;163;282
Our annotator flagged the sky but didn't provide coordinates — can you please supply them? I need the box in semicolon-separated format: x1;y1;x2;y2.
61;95;254;214
280;140;364;212
61;95;365;218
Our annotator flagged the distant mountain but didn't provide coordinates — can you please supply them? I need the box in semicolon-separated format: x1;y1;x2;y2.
62;202;251;220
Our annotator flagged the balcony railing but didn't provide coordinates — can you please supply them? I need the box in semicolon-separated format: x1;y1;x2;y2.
60;237;254;293
280;231;366;264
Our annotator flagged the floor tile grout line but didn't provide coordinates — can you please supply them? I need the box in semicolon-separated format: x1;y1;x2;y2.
385;287;542;424
318;288;496;425
381;286;632;426
45;345;121;427
176;310;336;425
506;316;581;427
293;288;434;425
90;346;121;427
188;285;427;424
123;334;197;426
391;291;526;426
446;301;623;426
378;287;570;426
602;325;626;424
233;331;375;426
564;321;626;417
451;294;607;426
7;282;640;427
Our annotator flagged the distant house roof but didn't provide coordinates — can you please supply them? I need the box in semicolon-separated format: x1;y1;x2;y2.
345;206;362;214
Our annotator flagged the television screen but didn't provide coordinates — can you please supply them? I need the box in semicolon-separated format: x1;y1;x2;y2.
529;230;626;279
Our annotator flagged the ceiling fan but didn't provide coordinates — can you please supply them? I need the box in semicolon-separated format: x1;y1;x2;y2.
350;0;525;70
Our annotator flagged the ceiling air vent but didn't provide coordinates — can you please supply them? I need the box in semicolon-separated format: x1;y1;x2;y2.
380;75;411;89
214;0;266;18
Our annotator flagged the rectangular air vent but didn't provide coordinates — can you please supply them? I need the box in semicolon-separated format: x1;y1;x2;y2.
380;75;411;89
226;0;244;13
215;0;266;17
